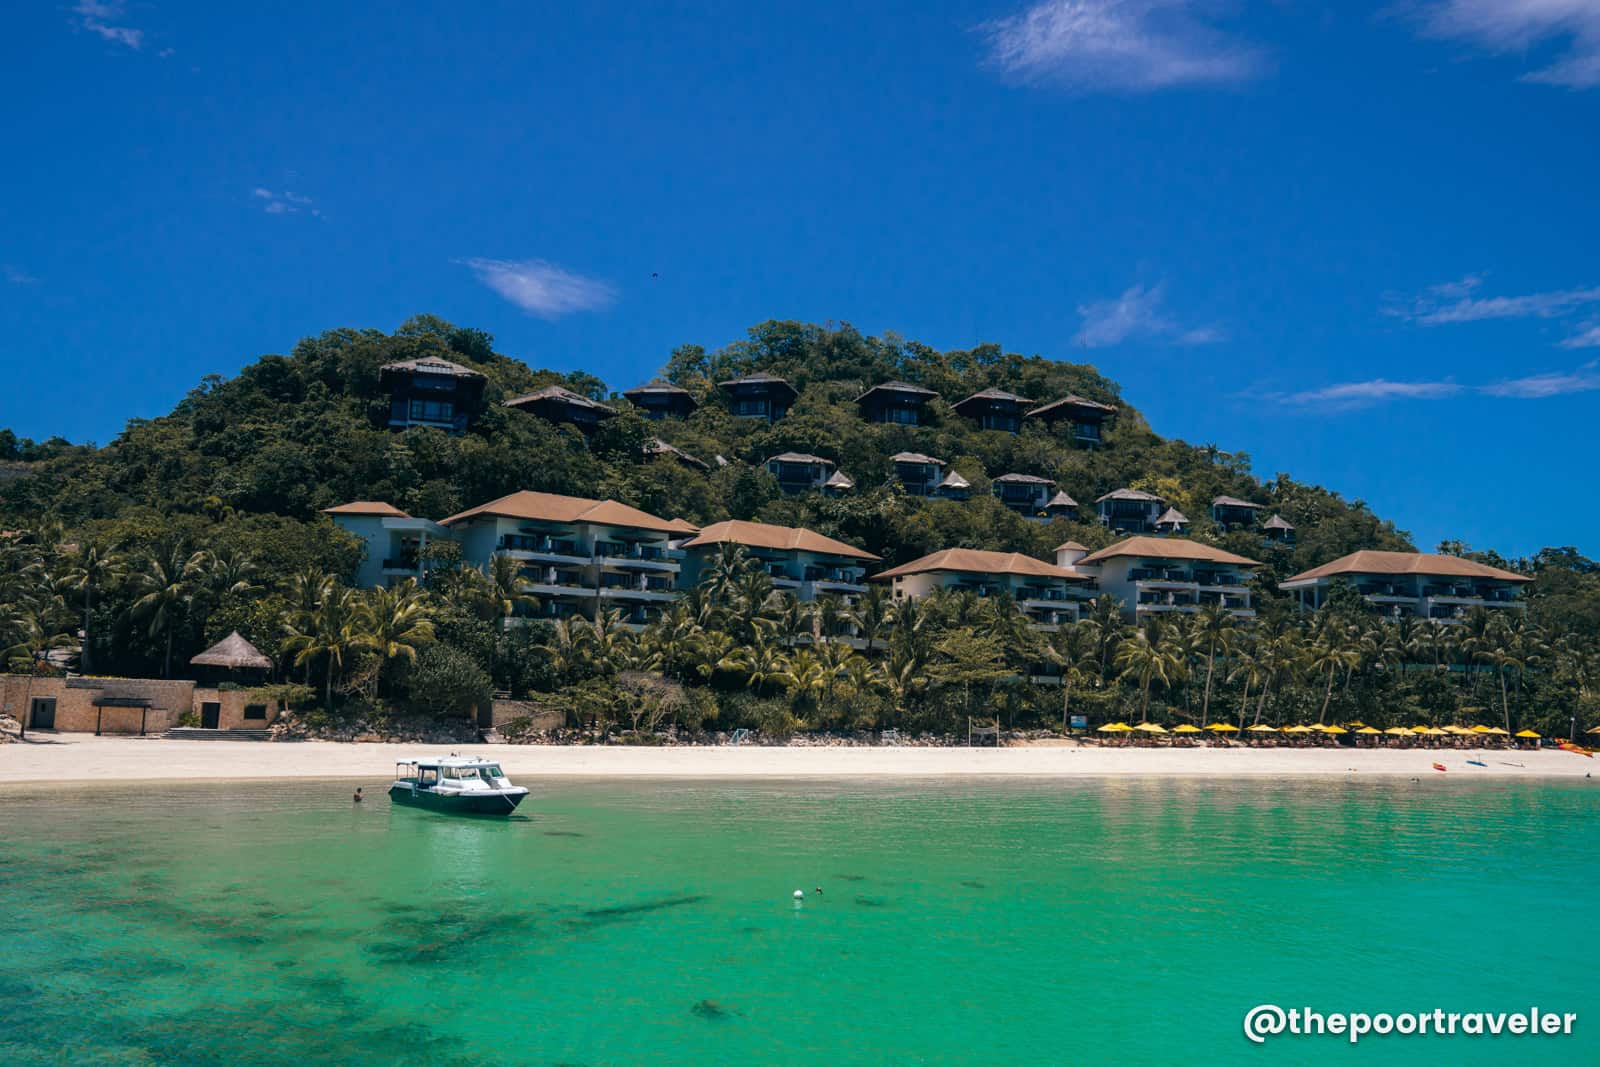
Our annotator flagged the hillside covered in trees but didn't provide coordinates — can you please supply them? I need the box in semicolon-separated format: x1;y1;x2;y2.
2;315;1596;739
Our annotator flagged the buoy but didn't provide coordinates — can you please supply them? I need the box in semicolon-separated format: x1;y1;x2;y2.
793;889;804;900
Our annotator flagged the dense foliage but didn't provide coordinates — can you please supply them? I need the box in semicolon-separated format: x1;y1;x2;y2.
1;315;1596;738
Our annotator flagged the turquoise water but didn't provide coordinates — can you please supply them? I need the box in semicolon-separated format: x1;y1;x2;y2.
1;777;1595;1065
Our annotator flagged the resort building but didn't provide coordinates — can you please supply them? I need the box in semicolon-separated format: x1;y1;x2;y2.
1210;495;1262;531
681;520;879;603
1;670;284;736
872;549;1093;628
1025;394;1117;447
1263;514;1296;543
440;491;696;628
380;357;486;434
857;380;937;425
1043;491;1078;520
1153;508;1190;536
891;452;946;497
936;470;971;500
992;473;1057;516
503;385;617;434
1067;537;1260;621
952;388;1032;433
1096;488;1165;533
823;470;855;496
765;452;837;494
323;501;451;589
1278;551;1530;623
622;380;698;419
643;438;709;471
718;373;796;422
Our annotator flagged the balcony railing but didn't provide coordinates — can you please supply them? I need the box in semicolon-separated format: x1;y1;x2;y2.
500;535;581;556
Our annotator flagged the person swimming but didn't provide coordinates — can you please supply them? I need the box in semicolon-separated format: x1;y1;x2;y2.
353;787;363;803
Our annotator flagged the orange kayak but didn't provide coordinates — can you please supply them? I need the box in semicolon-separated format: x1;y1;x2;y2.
1558;743;1594;758
1432;762;1447;772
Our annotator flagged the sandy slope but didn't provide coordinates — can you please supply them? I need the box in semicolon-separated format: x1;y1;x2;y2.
0;735;1593;784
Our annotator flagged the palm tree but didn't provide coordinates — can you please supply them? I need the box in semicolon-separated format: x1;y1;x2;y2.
60;542;125;674
771;592;814;647
2;608;78;738
732;641;792;695
486;553;539;632
1114;623;1181;723
1228;638;1269;729
845;585;894;653
538;618;591;678
358;579;436;692
281;583;365;709
1044;623;1090;730
129;543;208;677
1192;604;1236;727
729;569;777;642
1307;628;1361;724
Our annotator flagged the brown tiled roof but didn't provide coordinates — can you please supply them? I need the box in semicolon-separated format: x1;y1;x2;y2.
1095;488;1163;504
1079;536;1261;567
380;357;484;379
953;388;1031;413
938;470;971;489
1054;540;1089;552
1046;491;1078;508
322;501;410;518
441;491;687;533
503;385;617;414
824;470;855;489
624;380;693;397
190;630;273;670
857;379;937;401
1263;513;1295;531
1211;495;1261;509
1026;394;1118;419
1282;551;1529;585
766;452;833;466
993;472;1055;485
871;548;1090;582
684;520;879;560
891;451;945;465
716;373;797;398
1156;508;1190;525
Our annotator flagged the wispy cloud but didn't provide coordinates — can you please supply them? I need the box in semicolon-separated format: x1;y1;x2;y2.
1483;361;1600;398
1074;282;1222;348
1559;322;1600;349
1411;1;1600;88
1277;378;1464;409
3;265;38;285
73;0;144;49
252;188;320;217
1385;274;1600;325
455;258;617;318
980;0;1266;92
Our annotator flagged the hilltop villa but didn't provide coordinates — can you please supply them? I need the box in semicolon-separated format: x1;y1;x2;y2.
765;452;838;494
1062;537;1260;621
680;520;879;602
952;388;1032;433
503;385;616;433
380;357;485;434
1096;489;1166;533
1210;495;1262;531
1025;394;1117;447
858;380;937;425
718;373;796;422
872;549;1093;629
623;380;698;419
992;473;1057;516
891;452;946;497
1279;551;1529;623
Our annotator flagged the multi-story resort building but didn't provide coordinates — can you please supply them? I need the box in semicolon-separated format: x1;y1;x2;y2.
438;491;695;628
380;357;486;433
872;549;1093;629
1278;551;1529;623
623;380;698;419
503;385;617;434
992;473;1057;516
891;452;946;497
1024;394;1117;447
1210;495;1262;531
857;380;937;425
952;388;1032;433
680;520;879;602
718;373;796;422
1063;536;1260;621
1096;488;1165;533
322;501;451;589
765;452;837;494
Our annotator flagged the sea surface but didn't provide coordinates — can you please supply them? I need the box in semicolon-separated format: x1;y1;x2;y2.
0;776;1595;1065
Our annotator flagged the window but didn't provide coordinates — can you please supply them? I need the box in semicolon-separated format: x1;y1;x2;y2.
243;704;267;720
408;399;455;422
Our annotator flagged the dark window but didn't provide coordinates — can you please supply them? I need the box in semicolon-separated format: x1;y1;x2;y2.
243;704;268;720
408;399;455;421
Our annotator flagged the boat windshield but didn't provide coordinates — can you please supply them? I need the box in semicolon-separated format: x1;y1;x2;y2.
454;767;481;780
481;764;504;779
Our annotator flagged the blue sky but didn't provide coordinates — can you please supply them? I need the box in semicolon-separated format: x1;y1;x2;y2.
3;1;1599;558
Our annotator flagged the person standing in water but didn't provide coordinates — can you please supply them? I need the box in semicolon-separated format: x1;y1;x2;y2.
353;787;363;803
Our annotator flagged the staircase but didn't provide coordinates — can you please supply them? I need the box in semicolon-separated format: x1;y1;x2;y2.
165;728;273;741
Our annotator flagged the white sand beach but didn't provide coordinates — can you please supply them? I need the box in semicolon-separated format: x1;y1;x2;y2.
0;735;1594;784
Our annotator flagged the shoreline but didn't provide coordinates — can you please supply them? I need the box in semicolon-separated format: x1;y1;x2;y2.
1;735;1594;785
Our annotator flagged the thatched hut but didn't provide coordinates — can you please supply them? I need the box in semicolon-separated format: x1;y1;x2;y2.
189;631;272;685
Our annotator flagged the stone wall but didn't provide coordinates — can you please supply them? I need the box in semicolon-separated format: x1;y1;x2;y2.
0;675;282;734
488;698;565;731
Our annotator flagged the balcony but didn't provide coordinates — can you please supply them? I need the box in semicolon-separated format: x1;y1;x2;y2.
522;579;596;598
593;542;683;570
499;535;587;563
381;556;420;573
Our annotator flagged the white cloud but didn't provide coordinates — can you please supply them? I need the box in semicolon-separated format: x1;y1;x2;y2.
1279;378;1464;408
1412;1;1600;88
1386;275;1600;325
1073;282;1222;348
980;0;1265;92
1560;322;1600;348
73;0;144;49
455;258;617;319
252;188;320;217
3;265;38;285
1482;361;1600;398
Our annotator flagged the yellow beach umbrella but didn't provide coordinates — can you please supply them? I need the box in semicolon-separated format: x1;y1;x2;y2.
1355;727;1381;735
1172;724;1202;734
1483;727;1510;736
1443;725;1475;736
1384;727;1413;737
1346;720;1369;729
1515;729;1541;739
1097;722;1132;733
1410;725;1431;734
1246;724;1277;733
1322;725;1349;735
1206;722;1240;733
1134;722;1168;734
1470;725;1494;734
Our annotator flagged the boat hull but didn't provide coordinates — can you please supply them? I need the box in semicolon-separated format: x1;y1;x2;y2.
388;784;528;815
